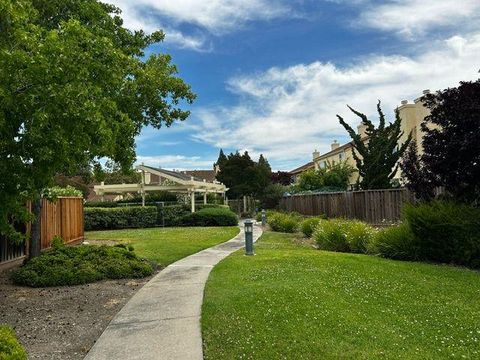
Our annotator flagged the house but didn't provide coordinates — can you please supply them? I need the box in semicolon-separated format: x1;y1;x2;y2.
288;161;315;183
310;90;432;185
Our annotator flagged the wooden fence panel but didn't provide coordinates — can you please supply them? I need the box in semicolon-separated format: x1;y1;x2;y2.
0;197;84;267
280;189;414;225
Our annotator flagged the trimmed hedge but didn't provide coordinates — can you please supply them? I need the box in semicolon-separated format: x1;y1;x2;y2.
84;206;157;230
11;242;154;287
0;326;27;360
403;201;480;268
180;207;238;227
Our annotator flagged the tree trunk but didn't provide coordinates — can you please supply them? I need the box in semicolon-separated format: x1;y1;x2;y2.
29;197;42;258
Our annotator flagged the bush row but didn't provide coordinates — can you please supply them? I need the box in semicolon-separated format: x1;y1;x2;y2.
11;242;154;287
84;205;237;230
180;208;238;227
84;206;157;231
266;201;480;269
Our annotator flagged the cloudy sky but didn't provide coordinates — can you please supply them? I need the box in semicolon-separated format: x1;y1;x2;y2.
110;0;480;170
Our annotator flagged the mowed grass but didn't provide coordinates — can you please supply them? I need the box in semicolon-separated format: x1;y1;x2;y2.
202;231;480;359
85;227;239;266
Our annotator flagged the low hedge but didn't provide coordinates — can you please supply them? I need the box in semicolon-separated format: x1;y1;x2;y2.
0;325;27;360
11;242;154;287
84;206;157;230
403;201;480;268
180;207;238;227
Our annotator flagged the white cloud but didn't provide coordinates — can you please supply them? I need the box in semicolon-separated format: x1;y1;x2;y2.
109;0;293;50
357;0;480;38
135;154;214;170
191;32;480;170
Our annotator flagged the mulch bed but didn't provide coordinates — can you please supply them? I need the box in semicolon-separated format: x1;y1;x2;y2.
0;269;155;359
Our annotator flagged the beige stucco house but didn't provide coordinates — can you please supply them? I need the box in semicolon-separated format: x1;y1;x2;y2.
291;90;432;186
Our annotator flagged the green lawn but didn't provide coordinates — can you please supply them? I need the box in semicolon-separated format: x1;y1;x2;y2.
202;231;480;359
85;227;239;266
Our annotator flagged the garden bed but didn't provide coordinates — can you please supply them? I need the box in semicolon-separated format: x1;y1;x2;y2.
0;269;154;359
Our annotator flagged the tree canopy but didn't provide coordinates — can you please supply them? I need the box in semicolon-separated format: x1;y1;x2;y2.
215;150;272;199
401;79;480;204
0;0;195;251
296;161;356;192
338;102;411;189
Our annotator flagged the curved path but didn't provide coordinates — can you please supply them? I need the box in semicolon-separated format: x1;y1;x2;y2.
85;223;263;360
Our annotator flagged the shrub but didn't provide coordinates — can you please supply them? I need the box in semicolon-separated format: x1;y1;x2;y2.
0;325;27;360
313;219;375;253
371;224;419;261
11;243;154;287
158;204;190;226
268;212;301;233
180;207;238;227
300;216;326;237
84;201;119;208
84;206;157;230
403;201;480;268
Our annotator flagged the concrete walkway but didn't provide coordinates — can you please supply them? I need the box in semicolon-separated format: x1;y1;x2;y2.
85;223;263;360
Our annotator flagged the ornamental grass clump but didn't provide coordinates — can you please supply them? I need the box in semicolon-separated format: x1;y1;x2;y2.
0;325;27;360
268;212;301;233
300;216;326;238
313;219;375;253
371;223;419;260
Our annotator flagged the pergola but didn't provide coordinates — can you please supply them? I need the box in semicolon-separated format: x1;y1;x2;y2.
93;165;228;212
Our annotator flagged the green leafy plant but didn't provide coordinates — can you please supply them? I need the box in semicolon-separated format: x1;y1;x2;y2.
84;206;157;231
43;186;83;199
300;216;326;238
180;208;238;227
11;244;154;287
0;325;27;360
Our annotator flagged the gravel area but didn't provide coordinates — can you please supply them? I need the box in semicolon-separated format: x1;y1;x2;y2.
0;269;155;359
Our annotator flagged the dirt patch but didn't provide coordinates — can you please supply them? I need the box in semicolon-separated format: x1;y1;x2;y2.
0;269;155;359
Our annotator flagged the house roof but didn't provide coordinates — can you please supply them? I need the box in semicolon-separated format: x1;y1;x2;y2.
289;161;314;175
185;170;216;182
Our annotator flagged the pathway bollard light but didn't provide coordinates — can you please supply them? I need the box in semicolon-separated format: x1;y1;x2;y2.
261;209;266;227
244;220;254;256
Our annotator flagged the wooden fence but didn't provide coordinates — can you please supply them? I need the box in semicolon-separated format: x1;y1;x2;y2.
0;197;84;267
279;188;415;224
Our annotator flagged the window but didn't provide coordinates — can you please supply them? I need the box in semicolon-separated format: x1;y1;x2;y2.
339;152;344;161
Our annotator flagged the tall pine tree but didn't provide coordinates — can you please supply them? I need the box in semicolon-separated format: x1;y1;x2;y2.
337;101;411;189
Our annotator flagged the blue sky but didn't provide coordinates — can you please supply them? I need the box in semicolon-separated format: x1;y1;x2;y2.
111;0;480;171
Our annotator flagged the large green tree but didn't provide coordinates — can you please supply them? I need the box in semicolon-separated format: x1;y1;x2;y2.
0;0;195;256
337;102;411;189
216;151;272;199
401;80;480;204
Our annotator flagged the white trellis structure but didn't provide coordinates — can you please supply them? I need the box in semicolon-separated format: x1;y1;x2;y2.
93;165;228;213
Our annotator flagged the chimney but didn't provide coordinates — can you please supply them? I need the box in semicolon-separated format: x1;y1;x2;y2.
357;123;367;138
423;89;430;95
331;140;340;151
312;149;320;160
